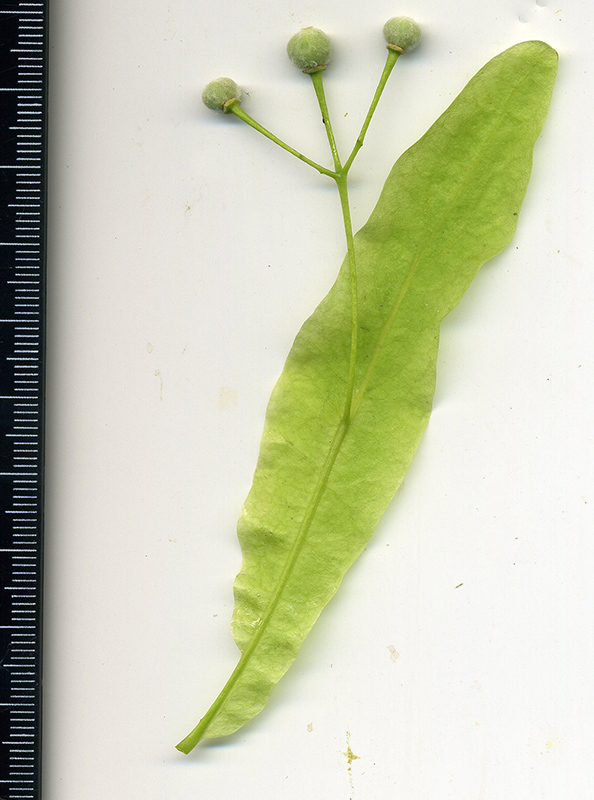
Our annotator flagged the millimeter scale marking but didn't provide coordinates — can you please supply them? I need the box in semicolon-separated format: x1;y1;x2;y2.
0;1;47;799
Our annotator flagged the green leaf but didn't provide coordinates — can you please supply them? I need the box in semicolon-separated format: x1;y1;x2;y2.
178;40;557;750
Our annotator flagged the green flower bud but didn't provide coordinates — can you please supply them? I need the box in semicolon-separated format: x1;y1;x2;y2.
383;16;421;53
287;27;331;73
202;77;241;113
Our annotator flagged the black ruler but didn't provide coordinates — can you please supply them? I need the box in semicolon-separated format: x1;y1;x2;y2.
0;1;47;799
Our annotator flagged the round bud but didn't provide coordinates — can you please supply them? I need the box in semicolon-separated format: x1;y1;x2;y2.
287;27;331;73
202;77;241;113
383;16;421;53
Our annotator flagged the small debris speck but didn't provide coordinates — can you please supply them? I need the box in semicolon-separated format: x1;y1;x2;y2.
342;732;360;768
387;645;400;662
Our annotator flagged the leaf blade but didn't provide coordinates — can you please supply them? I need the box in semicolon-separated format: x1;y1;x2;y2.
179;40;557;749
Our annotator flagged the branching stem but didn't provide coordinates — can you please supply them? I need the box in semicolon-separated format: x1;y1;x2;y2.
226;59;403;440
229;103;336;178
344;49;400;172
334;171;358;419
309;70;342;173
309;71;361;419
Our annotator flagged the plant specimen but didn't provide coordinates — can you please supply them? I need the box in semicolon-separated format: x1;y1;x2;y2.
177;19;557;753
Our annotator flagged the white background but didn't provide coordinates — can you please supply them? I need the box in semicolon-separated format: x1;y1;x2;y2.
45;0;593;798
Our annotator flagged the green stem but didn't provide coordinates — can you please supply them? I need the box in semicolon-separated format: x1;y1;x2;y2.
309;70;342;172
308;71;358;418
229;102;336;178
335;173;359;419
343;49;400;173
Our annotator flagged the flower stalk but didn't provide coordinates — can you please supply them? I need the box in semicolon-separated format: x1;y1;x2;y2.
221;47;409;422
